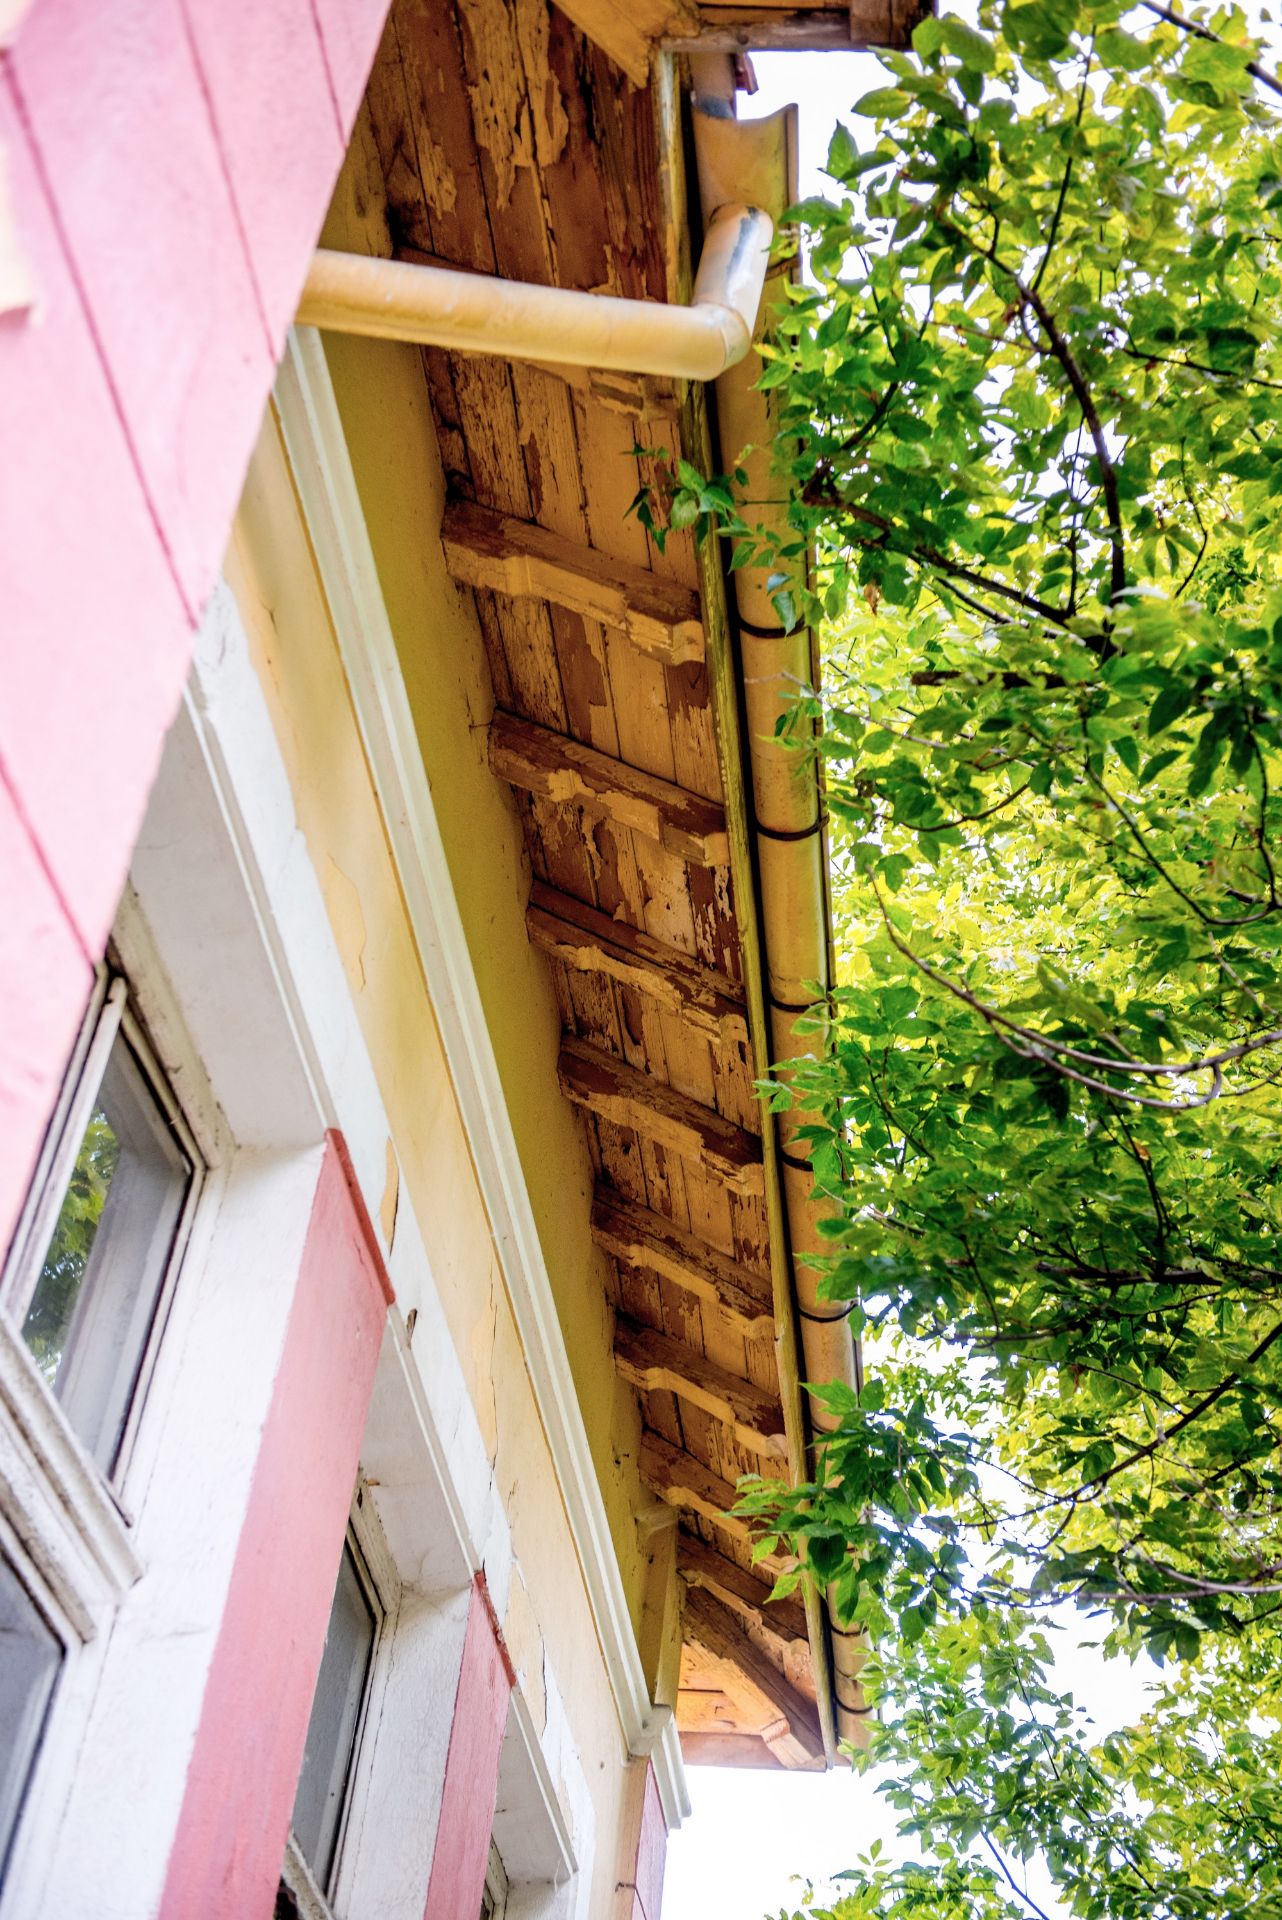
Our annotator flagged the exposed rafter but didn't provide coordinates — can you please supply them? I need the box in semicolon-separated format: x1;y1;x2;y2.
555;0;919;71
527;882;747;1045
489;712;730;868
678;1533;809;1645
615;1316;786;1459
683;1584;826;1765
591;1190;772;1333
640;1431;754;1542
553;0;699;84
558;1039;764;1197
443;500;704;665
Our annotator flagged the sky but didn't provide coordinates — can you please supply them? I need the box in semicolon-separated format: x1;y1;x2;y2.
663;32;1197;1920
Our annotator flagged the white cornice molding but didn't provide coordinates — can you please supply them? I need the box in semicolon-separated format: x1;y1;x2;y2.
275;326;689;1829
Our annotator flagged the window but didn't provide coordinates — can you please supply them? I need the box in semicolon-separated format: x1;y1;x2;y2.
0;1542;62;1876
480;1840;509;1920
0;939;211;1900
281;1510;387;1917
2;971;201;1481
292;1533;379;1891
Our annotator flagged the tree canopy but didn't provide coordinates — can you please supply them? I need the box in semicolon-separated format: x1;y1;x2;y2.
654;2;1282;1913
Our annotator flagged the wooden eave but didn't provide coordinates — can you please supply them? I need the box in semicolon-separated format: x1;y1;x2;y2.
556;0;930;80
343;0;918;1770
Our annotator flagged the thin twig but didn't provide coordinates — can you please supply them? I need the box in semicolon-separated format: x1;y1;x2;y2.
1139;0;1282;102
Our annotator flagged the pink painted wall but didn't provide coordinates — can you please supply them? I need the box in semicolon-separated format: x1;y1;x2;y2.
158;1132;390;1920
422;1577;516;1920
0;0;390;1253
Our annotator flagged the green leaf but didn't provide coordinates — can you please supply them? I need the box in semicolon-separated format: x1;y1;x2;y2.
939;17;996;71
1146;683;1196;737
827;122;860;178
852;87;911;120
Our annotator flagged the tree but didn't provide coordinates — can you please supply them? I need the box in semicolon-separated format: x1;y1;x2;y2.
648;1;1282;1912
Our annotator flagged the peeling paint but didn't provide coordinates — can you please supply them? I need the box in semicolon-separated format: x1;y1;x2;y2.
380;1137;400;1249
461;0;566;211
325;854;368;994
470;1264;500;1460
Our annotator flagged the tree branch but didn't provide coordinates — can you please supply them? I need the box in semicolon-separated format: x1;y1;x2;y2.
943;220;1127;606
1139;0;1282;102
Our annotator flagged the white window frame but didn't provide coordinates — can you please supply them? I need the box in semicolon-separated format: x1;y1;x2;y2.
0;1503;74;1883
0;953;206;1503
280;1483;401;1920
480;1840;510;1920
0;895;227;1906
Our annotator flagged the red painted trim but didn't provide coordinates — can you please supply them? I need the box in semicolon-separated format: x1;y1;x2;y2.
421;1575;514;1920
328;1127;396;1305
158;1139;389;1920
633;1762;668;1920
474;1566;517;1690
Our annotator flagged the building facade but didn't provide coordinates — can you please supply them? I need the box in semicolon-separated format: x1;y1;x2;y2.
0;2;919;1915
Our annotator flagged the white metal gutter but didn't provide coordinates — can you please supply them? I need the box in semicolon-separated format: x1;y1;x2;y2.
692;103;870;1753
296;202;773;380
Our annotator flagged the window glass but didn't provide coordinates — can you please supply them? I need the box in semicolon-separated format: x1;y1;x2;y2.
0;1550;61;1872
20;1026;192;1473
292;1540;378;1894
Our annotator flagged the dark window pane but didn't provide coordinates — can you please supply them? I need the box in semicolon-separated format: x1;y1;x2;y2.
292;1542;377;1892
0;1552;61;1871
22;1030;191;1473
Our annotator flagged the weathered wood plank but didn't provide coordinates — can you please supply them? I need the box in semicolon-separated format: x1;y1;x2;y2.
443;500;703;665
529;882;745;1043
679;1533;809;1644
559;1039;763;1197
678;1729;785;1769
489;711;730;868
683;1583;826;1764
615;1315;785;1459
591;1188;771;1331
554;0;698;82
666;2;921;50
641;1430;749;1535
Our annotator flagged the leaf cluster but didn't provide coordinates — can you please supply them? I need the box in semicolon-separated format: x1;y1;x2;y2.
682;3;1282;1913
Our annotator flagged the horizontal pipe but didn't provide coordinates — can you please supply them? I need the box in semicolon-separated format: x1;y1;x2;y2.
297;203;774;380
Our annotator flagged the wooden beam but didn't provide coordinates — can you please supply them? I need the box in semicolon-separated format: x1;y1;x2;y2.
664;7;851;50
615;1315;786;1459
639;1432;765;1546
679;1534;809;1645
528;882;747;1044
678;1730;785;1769
665;3;923;50
641;1431;743;1532
683;1583;826;1764
591;1190;772;1334
680;1640;809;1757
443;500;704;666
489;712;729;869
558;1038;764;1197
554;0;699;82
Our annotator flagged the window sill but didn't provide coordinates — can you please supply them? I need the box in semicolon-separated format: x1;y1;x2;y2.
280;1833;335;1920
0;1312;142;1628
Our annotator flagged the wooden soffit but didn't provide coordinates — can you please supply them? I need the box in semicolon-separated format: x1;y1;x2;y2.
556;0;929;79
346;0;905;1769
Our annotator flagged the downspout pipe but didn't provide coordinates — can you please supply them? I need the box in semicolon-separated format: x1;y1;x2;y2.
297;203;773;380
692;105;869;1751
